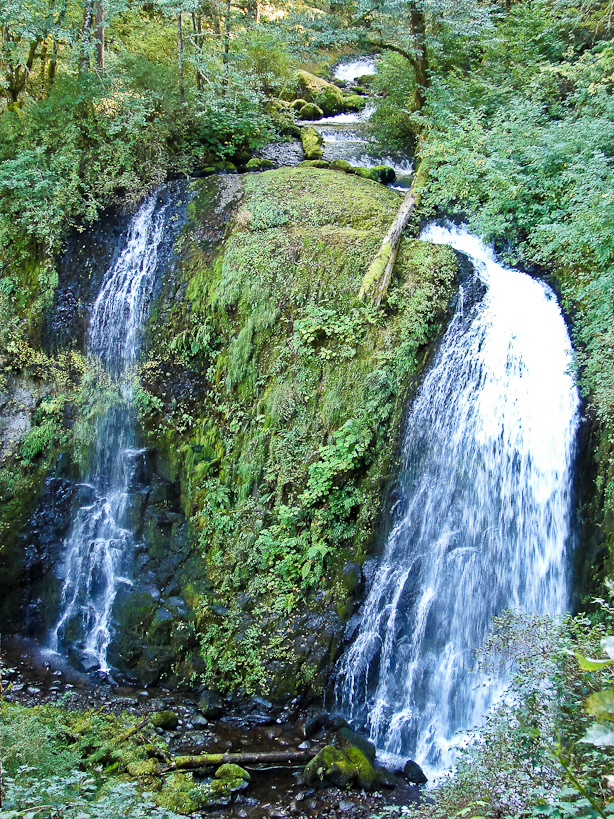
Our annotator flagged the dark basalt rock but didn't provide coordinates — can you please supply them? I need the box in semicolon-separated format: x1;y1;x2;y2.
403;758;428;784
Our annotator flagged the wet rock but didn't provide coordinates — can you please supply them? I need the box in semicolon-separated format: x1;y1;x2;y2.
403;759;428;784
303;744;379;791
375;766;399;789
199;689;224;719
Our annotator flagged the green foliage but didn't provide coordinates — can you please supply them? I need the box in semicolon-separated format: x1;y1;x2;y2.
0;702;186;818
142;167;459;694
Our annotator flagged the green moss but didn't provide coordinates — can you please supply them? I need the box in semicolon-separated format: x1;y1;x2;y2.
301;126;324;160
141;167;459;697
246;157;275;171
298;103;324;120
215;763;251;781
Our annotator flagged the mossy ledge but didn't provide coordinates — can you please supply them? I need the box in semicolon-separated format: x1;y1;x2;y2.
138;167;459;697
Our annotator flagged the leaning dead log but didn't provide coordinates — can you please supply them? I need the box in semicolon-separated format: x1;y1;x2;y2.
120;715;153;742
161;750;315;773
358;162;428;307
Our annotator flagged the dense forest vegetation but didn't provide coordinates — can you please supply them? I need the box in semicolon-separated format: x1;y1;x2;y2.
4;0;614;815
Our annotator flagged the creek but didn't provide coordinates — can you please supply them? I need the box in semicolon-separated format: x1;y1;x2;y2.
335;225;581;776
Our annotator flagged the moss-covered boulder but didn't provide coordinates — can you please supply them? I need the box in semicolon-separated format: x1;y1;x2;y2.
281;70;346;116
298;103;324;121
353;165;396;185
329;159;353;173
291;98;308;111
301;125;324;160
151;710;179;730
215;763;251;782
246;157;275;172
298;159;329;169
343;94;367;112
334;726;376;762
303;743;379;790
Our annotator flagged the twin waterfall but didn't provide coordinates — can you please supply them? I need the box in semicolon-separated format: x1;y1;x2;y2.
335;225;580;774
50;194;171;672
48;184;579;777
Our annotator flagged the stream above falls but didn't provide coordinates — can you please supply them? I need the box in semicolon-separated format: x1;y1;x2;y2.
259;57;414;189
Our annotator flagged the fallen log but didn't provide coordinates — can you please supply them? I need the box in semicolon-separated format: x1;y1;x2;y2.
161;750;316;773
120;715;153;742
358;161;428;307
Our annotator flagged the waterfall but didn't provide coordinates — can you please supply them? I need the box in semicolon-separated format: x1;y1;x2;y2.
334;225;580;775
49;192;171;673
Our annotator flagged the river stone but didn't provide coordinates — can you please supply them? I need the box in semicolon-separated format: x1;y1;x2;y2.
352;165;396;184
343;94;367;112
298;103;324;120
151;710;179;730
403;758;428;784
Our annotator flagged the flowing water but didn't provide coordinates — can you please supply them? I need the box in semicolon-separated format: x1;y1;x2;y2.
335;225;580;775
49;192;174;673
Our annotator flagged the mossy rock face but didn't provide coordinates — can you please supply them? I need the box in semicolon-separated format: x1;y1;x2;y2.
141;167;459;698
246;157;275;171
301;126;324;160
298;103;324;121
291;98;309;112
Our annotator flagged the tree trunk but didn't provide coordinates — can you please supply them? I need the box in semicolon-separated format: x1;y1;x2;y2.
222;0;231;88
94;0;104;70
162;750;315;773
409;1;429;110
80;0;95;72
178;12;185;107
358;162;428;306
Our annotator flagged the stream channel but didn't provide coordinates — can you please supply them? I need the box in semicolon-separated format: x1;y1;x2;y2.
1;55;582;816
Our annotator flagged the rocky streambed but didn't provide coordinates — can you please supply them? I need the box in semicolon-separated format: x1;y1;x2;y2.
1;639;424;818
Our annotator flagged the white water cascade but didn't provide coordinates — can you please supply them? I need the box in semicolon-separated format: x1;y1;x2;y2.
335;225;580;775
49;193;170;672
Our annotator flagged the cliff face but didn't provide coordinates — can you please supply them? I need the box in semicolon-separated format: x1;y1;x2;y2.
0;168;459;693
132;168;459;696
